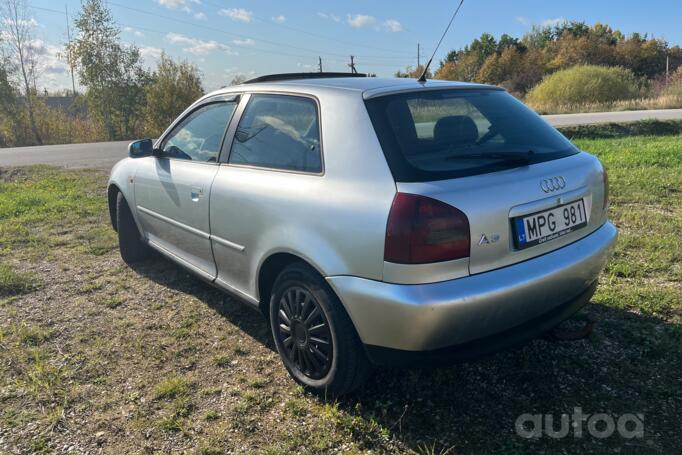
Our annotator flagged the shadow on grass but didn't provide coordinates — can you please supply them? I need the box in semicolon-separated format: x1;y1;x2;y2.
128;253;275;351
129;254;680;453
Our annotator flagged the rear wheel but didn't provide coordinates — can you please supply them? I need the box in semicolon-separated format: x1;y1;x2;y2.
116;193;150;264
269;262;371;396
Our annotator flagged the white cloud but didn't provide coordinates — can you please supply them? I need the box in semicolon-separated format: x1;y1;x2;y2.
123;26;144;37
232;38;255;46
219;8;253;23
272;15;286;24
2;17;39;28
166;32;237;56
30;39;69;75
347;14;376;28
541;17;566;27
382;19;403;33
156;0;198;9
317;12;341;23
156;0;202;17
515;16;530;27
139;46;163;62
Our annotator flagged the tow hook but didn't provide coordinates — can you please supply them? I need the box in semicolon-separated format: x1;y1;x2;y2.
544;313;596;341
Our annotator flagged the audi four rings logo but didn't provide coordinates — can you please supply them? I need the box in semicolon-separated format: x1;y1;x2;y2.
540;176;566;193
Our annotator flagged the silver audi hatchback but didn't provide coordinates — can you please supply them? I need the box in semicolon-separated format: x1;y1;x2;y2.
108;73;617;395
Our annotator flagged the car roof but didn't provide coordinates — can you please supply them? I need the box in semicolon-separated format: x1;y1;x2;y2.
205;76;500;101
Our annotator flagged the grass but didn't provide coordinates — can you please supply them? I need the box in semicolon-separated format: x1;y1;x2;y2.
154;375;191;400
0;126;680;453
530;94;682;115
559;119;682;140
0;263;39;297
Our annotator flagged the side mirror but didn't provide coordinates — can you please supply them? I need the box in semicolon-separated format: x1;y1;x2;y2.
128;139;155;158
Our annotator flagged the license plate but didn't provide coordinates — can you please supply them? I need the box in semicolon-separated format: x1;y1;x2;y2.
513;199;588;249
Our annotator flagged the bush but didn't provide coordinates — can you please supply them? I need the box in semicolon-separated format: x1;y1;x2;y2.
526;65;643;109
661;81;682;101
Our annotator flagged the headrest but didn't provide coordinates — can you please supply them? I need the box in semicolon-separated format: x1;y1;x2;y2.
433;115;478;146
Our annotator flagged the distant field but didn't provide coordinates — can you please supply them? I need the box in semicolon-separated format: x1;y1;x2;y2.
0;130;680;453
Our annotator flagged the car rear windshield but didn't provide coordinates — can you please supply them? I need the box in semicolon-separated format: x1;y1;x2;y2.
364;88;579;182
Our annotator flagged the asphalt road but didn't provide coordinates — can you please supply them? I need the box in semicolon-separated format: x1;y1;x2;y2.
542;108;682;127
0;140;131;169
2;109;682;169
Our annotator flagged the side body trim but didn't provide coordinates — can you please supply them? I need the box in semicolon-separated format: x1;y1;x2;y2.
137;205;210;239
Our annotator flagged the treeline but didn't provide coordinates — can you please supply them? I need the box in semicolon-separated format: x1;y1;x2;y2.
429;22;682;96
0;0;204;147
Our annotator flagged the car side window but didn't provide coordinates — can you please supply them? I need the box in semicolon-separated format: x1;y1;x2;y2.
161;102;236;162
228;94;322;173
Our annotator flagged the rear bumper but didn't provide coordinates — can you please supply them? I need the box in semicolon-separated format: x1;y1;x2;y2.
326;222;617;358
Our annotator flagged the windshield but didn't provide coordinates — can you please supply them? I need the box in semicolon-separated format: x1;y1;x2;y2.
365;89;578;182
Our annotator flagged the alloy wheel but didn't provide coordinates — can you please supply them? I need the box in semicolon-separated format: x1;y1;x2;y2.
276;286;333;379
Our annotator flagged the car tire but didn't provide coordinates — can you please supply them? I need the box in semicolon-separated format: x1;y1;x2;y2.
269;262;372;397
116;192;150;264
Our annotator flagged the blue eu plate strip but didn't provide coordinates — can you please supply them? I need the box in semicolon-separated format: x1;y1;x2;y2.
515;217;526;245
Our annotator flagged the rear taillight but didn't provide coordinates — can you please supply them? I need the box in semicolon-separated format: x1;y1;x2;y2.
384;193;470;264
602;167;609;214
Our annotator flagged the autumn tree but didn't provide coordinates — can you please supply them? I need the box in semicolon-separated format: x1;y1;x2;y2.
395;64;431;79
143;53;203;137
431;21;680;95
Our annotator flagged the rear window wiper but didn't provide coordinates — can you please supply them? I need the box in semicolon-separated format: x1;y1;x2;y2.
445;150;536;164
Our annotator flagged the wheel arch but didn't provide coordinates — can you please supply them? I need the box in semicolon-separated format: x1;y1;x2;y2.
107;184;121;231
256;252;328;317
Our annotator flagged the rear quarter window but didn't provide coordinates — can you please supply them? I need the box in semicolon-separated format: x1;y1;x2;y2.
228;94;322;173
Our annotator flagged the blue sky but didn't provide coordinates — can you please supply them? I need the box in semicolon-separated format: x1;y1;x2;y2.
26;0;682;92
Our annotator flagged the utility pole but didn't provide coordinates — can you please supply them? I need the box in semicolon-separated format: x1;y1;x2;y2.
318;56;323;73
348;55;357;74
666;54;670;85
65;4;77;96
417;43;420;69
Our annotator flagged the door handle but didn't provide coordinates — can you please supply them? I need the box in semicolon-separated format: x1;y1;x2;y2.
190;186;204;202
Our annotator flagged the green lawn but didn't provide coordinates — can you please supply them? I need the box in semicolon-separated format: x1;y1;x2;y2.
0;131;680;454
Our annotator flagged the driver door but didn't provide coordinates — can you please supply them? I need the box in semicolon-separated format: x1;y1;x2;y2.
134;99;238;279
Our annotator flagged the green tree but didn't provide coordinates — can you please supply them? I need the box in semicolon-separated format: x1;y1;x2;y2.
229;74;248;86
469;33;498;64
0;54;19;146
67;0;148;140
0;0;42;144
143;53;203;137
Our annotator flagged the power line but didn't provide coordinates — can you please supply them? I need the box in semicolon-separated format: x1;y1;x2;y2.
106;1;414;61
201;0;415;57
28;5;416;71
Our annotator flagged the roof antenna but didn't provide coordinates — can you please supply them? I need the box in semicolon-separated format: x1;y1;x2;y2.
418;0;465;83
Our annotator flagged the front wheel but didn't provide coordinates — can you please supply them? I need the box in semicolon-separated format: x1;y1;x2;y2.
269;262;371;396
